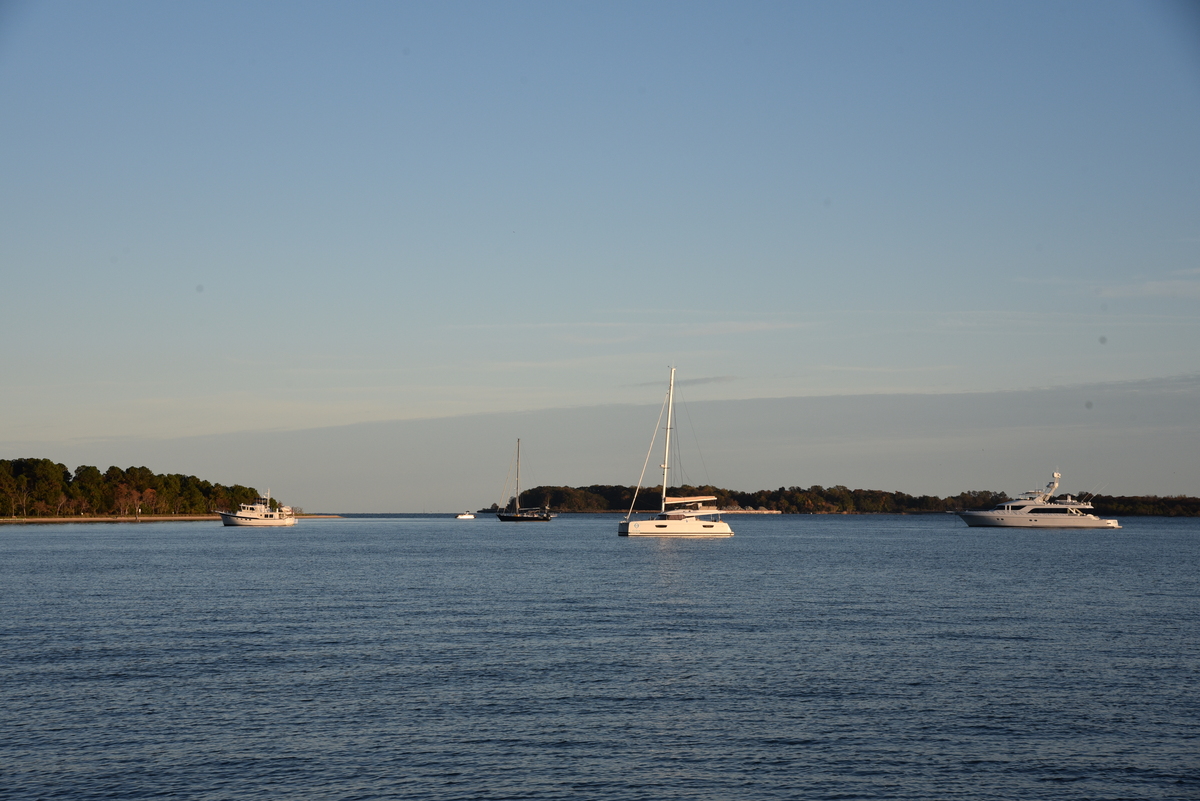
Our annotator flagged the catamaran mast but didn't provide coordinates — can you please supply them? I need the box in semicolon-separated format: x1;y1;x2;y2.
661;367;675;514
515;438;521;512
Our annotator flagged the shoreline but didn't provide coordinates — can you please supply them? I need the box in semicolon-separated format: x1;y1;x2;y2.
0;514;341;525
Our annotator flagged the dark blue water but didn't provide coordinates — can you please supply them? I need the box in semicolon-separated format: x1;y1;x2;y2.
2;515;1197;800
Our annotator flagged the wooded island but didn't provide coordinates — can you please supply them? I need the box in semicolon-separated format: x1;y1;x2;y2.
3;457;1196;518
0;458;280;518
495;484;1200;517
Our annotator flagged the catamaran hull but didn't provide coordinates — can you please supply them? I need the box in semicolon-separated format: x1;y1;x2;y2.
958;512;1120;529
219;513;297;527
497;513;553;522
619;518;733;537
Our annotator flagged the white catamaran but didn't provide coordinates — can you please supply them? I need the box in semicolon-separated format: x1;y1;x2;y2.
618;368;733;537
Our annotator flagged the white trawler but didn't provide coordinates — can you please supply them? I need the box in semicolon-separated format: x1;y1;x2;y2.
957;472;1120;529
218;490;297;527
618;368;733;537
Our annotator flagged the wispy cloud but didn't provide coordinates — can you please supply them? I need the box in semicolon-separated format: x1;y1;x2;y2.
679;375;738;387
1098;278;1200;300
625;375;739;388
814;364;958;374
445;319;805;337
672;321;805;337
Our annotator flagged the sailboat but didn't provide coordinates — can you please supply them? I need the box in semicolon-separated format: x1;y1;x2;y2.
497;438;554;522
618;368;734;537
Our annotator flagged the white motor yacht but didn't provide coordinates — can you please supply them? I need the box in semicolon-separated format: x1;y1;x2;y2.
957;472;1119;529
218;490;297;527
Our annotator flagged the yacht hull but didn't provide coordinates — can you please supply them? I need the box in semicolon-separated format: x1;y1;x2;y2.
218;513;296;527
619;518;733;537
958;512;1120;529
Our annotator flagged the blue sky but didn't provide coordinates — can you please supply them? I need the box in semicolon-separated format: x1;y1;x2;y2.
2;1;1198;506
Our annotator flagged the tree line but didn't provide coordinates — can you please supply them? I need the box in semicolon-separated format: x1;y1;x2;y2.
1086;495;1200;517
490;484;1013;514
499;484;1200;516
0;458;277;518
6;456;1195;518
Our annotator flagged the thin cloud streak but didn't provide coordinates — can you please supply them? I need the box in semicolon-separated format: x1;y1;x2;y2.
624;375;739;388
11;375;1198;510
814;364;958;374
1098;279;1200;299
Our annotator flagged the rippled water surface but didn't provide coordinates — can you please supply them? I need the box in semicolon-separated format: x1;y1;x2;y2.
2;514;1198;800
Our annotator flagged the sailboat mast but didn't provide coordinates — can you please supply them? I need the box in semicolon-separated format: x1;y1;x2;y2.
661;367;675;514
515;438;521;512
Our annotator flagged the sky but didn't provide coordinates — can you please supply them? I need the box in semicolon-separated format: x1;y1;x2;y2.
2;1;1199;509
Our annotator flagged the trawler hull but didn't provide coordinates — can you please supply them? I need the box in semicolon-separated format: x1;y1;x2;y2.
218;513;296;527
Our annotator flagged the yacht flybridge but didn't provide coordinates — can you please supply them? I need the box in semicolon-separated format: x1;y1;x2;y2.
957;472;1120;529
618;368;733;537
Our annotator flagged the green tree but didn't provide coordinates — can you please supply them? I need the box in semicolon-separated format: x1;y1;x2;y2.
70;465;105;515
0;462;15;517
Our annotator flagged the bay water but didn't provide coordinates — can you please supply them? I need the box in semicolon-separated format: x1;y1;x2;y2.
2;514;1197;799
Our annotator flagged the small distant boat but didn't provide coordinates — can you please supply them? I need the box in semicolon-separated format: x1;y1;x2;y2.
957;472;1120;529
618;368;733;537
497;439;554;522
455;512;475;520
218;490;297;527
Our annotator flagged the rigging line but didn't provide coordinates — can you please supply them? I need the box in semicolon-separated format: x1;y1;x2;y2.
498;445;517;509
626;389;670;520
670;384;687;486
673;385;713;489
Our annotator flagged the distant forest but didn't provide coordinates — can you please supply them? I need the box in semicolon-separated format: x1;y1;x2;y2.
500;484;1200;517
4;457;1196;518
0;458;279;518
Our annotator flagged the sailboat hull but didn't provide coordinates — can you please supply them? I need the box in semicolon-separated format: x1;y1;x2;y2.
619;517;733;537
497;512;553;522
